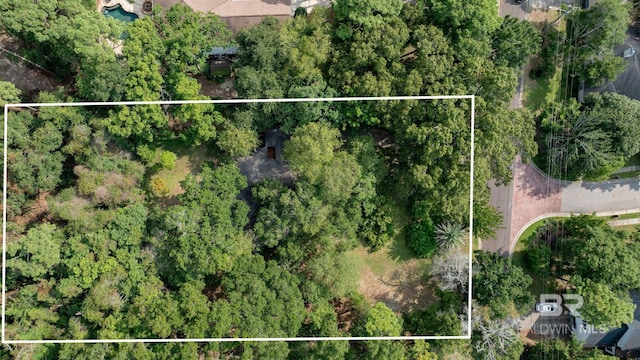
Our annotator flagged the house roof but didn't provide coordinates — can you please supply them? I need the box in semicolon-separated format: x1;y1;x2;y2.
617;320;640;351
631;290;640;321
207;47;238;56
183;0;291;18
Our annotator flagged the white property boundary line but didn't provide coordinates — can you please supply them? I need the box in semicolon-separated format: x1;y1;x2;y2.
3;95;474;343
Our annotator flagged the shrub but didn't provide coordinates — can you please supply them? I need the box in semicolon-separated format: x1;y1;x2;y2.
149;178;169;197
160;151;177;170
406;217;437;258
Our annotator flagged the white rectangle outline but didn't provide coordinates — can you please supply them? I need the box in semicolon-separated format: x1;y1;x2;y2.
3;95;474;343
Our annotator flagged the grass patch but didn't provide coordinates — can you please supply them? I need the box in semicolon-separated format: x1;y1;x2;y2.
149;143;209;197
614;224;640;232
350;195;418;276
608;212;640;221
611;170;640;179
524;71;560;113
515;217;551;249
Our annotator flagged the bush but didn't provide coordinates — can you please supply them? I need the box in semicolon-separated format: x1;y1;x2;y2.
136;144;156;164
406;217;437;258
149;178;169;197
160;151;177;170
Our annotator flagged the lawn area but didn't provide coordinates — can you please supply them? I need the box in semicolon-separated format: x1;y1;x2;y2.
347;197;441;313
524;67;562;113
149;142;210;197
612;170;640;179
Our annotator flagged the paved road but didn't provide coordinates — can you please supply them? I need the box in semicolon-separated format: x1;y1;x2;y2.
483;155;640;254
484;0;526;255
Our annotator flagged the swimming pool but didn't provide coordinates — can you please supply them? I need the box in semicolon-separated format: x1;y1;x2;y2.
103;4;138;23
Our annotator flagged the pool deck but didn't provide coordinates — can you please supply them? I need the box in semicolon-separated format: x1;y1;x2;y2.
98;0;146;18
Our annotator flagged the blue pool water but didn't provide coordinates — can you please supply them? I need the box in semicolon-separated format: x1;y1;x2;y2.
103;5;138;23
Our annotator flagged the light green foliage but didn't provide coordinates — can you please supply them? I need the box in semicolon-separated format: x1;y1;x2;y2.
284;122;343;184
522;338;619;360
122;275;183;338
582;93;640;159
160;150;177;170
0;81;21;106
7;111;65;196
365;302;402;336
574;278;635;328
435;222;466;252
4;283;61;340
154;3;233;74
411;340;438;360
544;100;624;180
176;280;211;338
333;0;403;38
7;223;61;280
170;73;224;144
358;302;406;359
159;164;251;285
216;123;259;157
555;215;640;290
0;0;123;77
425;0;501;42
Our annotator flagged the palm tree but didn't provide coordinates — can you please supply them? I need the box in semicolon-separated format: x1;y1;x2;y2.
435;222;466;251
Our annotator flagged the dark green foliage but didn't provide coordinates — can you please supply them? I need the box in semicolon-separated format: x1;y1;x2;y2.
473;250;534;318
530;27;565;80
538;95;640;180
491;15;541;69
406;218;437;258
524;243;551;276
222;254;306;338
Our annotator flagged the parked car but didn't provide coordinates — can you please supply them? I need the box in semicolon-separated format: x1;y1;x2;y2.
536;302;559;313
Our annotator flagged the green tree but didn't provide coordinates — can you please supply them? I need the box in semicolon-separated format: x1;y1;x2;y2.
356;302;406;359
7;223;62;280
284;122;342;184
567;0;632;85
473;250;534;318
160;151;177;170
472;316;524;360
216;123;260;158
8;111;65;196
153;3;232;74
573;278;636;328
406;217;437;258
556;215;640;290
0;81;21;106
546;105;624;180
158;164;251;285
491;15;541;69
222;254;306;338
